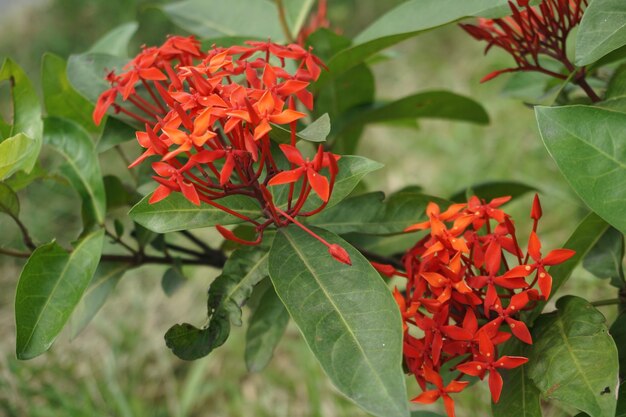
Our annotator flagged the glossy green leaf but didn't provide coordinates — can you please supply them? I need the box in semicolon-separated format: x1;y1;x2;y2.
160;0;284;41
165;247;269;360
270;113;331;143
583;226;625;288
492;339;542;417
88;22;138;57
69;262;129;338
536;105;626;235
67;53;128;103
333;91;489;141
245;285;289;372
96;117;136;153
309;192;385;234
0;59;43;179
41;53;98;133
528;296;619;417
15;229;104;359
0;182;19;219
130;193;261;233
449;181;536;203
44;117;106;225
315;0;508;88
527;212;610;323
284;0;315;39
576;0;626;66
609;311;626;379
269;226;409;417
162;265;187;297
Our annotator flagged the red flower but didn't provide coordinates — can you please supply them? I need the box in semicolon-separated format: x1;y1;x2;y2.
412;366;469;417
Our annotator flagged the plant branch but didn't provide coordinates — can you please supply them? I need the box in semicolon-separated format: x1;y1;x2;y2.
590;298;620;307
105;228;137;255
275;0;295;43
9;214;36;251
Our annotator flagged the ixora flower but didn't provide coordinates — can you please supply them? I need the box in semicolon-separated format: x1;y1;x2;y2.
375;195;575;417
93;36;350;264
460;0;598;101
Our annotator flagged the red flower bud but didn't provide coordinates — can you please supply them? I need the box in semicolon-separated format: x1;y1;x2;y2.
328;244;352;266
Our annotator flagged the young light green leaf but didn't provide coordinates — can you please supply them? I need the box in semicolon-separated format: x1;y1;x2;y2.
576;0;626;66
160;0;284;40
69;262;129;338
130;193;261;233
0;134;42;181
15;229;105;359
42;54;98;133
44;117;107;226
0;182;19;218
269;226;409;417
583;227;625;288
536;105;626;235
528;296;619;417
245;285;289;372
88;22;138;57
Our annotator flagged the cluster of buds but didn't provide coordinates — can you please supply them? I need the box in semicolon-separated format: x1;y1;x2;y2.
373;195;575;417
461;0;588;83
93;36;351;264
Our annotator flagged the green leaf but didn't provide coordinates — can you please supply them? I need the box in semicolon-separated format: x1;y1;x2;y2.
0;182;19;219
449;181;536;203
269;226;409;417
609;311;626;379
104;175;134;210
284;0;315;39
315;0;508;89
69;262;129;338
0;59;43;179
88;22;138;57
527;212;610;323
162;265;187;297
536;105;626;235
41;53;98;133
160;0;284;41
309;192;385;234
15;229;104;359
0;117;10;140
44;117;106;226
583;226;625;288
528;296;619;417
245;285;289;372
67;53;128;103
96;117;136;153
165;247;269;360
270;113;331;143
333;91;489;140
607;64;626;100
617;383;626;417
130;193;261;233
576;0;626;66
5;162;48;191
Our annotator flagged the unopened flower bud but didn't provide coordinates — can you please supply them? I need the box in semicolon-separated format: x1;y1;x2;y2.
328;244;352;266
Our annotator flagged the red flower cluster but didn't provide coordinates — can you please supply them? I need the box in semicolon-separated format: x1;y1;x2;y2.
93;36;350;264
461;0;588;82
374;195;575;417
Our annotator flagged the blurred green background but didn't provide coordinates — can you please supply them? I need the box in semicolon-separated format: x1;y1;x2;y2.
0;1;612;416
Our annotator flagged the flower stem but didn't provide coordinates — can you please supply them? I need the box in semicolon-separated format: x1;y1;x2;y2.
590;298;620;307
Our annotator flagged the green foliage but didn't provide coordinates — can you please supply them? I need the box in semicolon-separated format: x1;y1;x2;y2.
528;296;619;417
88;22;139;57
583;227;626;288
0;182;19;219
269;226;409;417
270;113;331;143
15;229;104;359
576;0;626;66
609;312;626;380
449;181;536;203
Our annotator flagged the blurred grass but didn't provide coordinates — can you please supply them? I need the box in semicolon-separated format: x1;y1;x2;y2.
0;1;619;417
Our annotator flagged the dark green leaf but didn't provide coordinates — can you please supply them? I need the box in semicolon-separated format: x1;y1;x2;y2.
305;28;352;61
113;219;124;238
576;0;626;66
130;193;261;233
67;53;128;103
527;212;610;323
528;296;619;417
69;262;129;338
449;181;537;203
245;285;289;372
333;91;489;141
269;226;409;417
96;117;136;153
617;383;626;417
609;311;626;379
607;64;626;100
41;53;98;133
583;227;625;288
162;265;187;297
270;113;331;143
15;229;104;359
104;175;134;210
0;182;19;218
160;0;284;41
132;222;158;249
315;0;508;89
44;117;107;226
88;22;138;57
284;0;315;39
536;105;626;235
165;322;229;361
